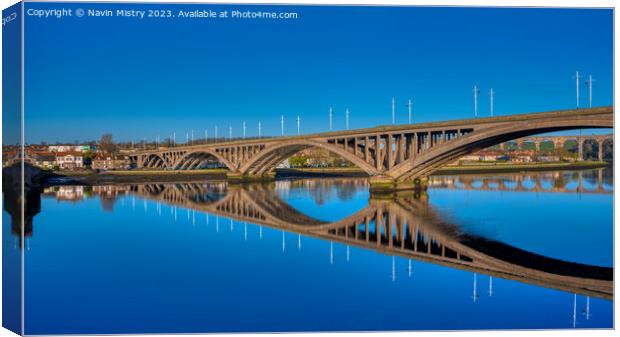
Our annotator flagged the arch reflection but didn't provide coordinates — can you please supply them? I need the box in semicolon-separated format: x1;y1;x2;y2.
11;177;613;301
120;180;612;300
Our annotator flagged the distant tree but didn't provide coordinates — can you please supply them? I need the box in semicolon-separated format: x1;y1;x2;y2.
83;149;95;160
555;147;576;161
99;134;118;154
289;155;308;168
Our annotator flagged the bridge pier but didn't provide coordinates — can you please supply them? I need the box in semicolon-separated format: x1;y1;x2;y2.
369;175;428;194
597;139;605;161
515;139;524;150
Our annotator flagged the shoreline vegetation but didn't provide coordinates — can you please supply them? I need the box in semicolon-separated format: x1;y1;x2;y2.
43;161;611;186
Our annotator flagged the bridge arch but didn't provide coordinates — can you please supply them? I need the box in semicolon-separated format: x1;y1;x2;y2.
599;138;613;160
237;139;378;176
387;117;613;181
581;139;602;160
171;149;237;171
143;154;167;169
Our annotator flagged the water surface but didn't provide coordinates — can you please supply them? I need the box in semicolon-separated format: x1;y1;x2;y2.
3;169;613;334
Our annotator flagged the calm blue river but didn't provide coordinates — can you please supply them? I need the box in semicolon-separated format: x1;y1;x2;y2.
3;169;613;334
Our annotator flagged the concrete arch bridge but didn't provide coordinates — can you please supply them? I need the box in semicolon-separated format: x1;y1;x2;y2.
129;107;613;191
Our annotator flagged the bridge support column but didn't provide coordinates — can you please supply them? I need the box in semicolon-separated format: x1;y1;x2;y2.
597;140;605;161
515;139;524;150
369;175;428;194
577;139;584;161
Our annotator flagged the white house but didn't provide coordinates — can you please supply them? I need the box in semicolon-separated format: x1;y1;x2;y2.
55;152;84;170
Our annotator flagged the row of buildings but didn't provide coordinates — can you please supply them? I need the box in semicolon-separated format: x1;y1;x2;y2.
457;149;562;164
2;144;131;170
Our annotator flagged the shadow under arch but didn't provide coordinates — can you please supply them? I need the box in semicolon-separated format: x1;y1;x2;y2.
142;153;167;169
171;149;236;171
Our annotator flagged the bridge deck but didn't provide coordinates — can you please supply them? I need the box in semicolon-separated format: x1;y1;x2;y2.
128;106;613;154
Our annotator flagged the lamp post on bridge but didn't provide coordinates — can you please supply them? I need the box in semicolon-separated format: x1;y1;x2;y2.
345;108;350;130
329;107;333;131
585;74;595;108
489;88;495;117
258;121;262;138
191;129;194;145
406;98;412;124
214;126;218;141
473;85;480;118
228;126;232;140
391;97;396;124
296;115;301;135
281;115;284;136
204;129;208;144
574;71;581;109
243;121;246;139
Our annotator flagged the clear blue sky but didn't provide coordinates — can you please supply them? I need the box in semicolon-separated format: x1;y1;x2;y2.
23;3;613;143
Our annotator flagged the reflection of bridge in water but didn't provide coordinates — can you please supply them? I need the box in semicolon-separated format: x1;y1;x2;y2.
429;169;612;194
127;181;612;300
